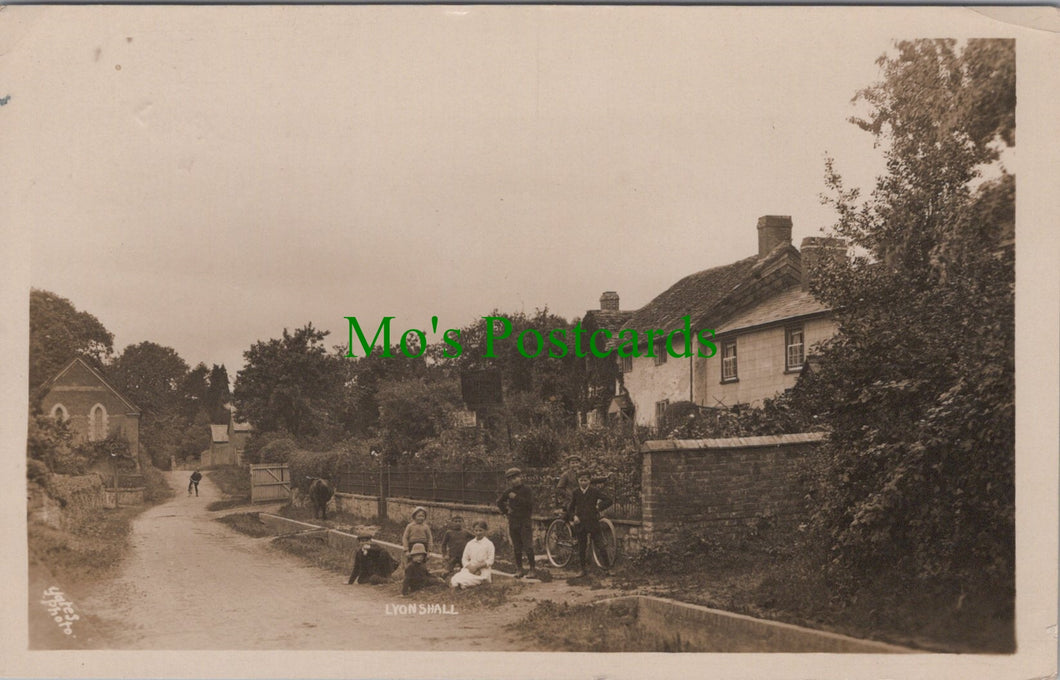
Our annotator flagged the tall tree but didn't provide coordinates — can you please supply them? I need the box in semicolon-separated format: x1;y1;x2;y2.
108;342;192;468
29;289;113;391
233;324;343;440
206;364;233;424
807;39;1014;591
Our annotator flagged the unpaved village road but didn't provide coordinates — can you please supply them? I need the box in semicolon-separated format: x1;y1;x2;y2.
79;471;602;650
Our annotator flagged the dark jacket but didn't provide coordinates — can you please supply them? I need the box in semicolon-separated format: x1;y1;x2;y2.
497;484;534;523
401;560;441;596
441;529;473;565
567;485;613;530
348;544;396;584
190;471;202;482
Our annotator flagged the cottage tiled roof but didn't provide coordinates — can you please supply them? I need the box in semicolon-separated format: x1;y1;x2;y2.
210;424;229;443
37;356;140;413
619;255;759;341
714;285;830;336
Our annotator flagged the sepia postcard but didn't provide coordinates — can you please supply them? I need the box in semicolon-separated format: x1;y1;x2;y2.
1;5;1057;680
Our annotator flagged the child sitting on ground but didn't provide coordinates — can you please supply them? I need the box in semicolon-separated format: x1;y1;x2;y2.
401;506;433;567
449;520;495;590
401;543;445;596
347;534;396;585
440;516;473;574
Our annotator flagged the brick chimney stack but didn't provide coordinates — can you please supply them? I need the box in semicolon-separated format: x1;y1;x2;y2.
800;236;847;291
757;215;793;258
600;291;620;311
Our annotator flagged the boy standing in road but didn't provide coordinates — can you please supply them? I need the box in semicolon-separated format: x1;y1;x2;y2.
497;467;536;578
188;470;202;496
567;470;613;578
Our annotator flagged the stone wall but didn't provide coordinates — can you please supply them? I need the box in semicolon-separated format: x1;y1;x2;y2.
28;474;107;529
333;493;644;556
641;433;825;544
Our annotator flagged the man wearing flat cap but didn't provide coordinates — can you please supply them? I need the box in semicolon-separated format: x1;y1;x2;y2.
497;467;536;578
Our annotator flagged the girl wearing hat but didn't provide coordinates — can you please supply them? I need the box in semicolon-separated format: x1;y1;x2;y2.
449;520;495;589
401;506;434;568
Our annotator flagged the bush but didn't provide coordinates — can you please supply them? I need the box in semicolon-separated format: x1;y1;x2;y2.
26;458;49;484
141;464;175;504
242;429;294;465
260;438;298;464
515;425;562;467
287;449;349;492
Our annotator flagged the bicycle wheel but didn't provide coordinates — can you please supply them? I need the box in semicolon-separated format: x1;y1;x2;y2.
545;519;574;568
592;518;619;568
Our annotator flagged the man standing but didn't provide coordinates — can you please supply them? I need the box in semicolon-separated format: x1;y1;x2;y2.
554;454;582;511
497;467;536;578
567;470;613;577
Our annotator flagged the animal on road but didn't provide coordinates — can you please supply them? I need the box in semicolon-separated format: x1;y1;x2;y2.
307;477;335;520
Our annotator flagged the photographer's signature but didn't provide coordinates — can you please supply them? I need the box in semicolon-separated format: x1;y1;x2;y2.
41;586;80;636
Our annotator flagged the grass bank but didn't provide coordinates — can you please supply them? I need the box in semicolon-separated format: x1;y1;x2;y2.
220;510;525;609
27;465;174;587
205;466;251;510
515;599;690;652
616;533;1014;653
273;503;526;573
216;512;273;538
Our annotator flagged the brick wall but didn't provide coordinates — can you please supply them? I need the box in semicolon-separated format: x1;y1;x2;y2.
641;433;825;544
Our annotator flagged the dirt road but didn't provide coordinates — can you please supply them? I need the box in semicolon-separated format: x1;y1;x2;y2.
77;471;606;650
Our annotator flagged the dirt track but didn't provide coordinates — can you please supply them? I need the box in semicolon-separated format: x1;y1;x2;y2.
76;471;608;650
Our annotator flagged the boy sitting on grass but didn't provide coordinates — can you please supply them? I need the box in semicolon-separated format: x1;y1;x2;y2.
440;516;473;575
347;534;396;585
401;543;445;597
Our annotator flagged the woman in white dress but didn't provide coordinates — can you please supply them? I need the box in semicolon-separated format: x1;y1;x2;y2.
449;520;494;589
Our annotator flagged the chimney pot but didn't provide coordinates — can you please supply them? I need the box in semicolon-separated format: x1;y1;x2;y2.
757;215;793;258
800;236;847;291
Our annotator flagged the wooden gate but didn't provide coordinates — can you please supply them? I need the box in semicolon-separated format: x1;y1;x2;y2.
250;464;291;503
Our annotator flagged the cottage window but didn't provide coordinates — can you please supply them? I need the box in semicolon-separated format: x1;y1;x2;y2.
654;399;670;428
50;403;68;422
786;326;805;371
619;355;633;374
721;341;738;382
90;403;108;441
653;341;668;366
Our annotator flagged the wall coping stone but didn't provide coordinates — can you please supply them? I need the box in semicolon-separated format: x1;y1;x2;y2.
594;594;915;653
642;432;828;452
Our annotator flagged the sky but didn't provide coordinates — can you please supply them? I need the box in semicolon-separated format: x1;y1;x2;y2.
0;6;1021;377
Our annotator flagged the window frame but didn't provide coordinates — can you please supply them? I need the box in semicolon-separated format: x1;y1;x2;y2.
653;340;668;366
785;325;805;372
720;339;738;383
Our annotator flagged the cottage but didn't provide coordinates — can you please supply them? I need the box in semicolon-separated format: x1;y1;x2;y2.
580;291;634;428
202;405;252;467
37;356;141;457
614;216;844;429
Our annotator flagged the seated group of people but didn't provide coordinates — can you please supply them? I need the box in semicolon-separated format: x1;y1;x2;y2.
346;507;494;597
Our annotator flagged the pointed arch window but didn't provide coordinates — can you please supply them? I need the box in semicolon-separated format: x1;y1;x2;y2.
90;404;108;441
51;403;69;422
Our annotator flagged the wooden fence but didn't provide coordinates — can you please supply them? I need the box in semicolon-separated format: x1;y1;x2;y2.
250;464;291;503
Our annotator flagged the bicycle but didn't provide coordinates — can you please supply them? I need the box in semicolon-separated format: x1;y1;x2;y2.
544;473;620;569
